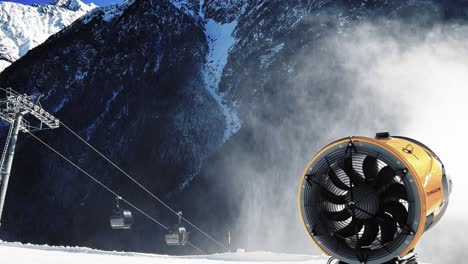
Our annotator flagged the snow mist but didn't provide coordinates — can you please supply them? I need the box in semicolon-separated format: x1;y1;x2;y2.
229;20;468;263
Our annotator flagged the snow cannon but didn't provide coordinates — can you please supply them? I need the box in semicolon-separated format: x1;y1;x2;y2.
298;133;452;264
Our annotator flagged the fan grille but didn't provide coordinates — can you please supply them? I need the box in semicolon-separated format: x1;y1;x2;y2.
300;140;420;264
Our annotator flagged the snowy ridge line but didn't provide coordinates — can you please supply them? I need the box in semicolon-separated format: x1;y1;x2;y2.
80;0;135;24
0;0;95;73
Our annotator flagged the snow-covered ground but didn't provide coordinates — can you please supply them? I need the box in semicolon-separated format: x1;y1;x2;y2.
0;241;327;264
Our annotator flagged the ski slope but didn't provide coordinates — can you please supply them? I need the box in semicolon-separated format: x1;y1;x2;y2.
0;241;328;264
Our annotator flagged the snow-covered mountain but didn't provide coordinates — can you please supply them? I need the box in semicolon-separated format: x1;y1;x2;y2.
0;0;96;72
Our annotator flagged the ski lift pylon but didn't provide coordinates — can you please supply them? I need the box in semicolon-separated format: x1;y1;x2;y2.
110;196;133;230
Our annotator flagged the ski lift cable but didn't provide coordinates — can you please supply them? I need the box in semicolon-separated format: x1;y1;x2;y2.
58;120;229;252
186;241;205;255
0;86;224;252
26;131;206;254
26;131;168;230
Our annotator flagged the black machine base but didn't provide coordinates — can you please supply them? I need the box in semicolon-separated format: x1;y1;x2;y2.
329;252;418;264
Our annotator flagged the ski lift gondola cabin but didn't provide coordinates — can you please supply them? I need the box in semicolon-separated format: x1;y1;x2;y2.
165;211;189;246
110;197;133;229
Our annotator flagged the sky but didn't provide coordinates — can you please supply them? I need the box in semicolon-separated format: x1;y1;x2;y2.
1;0;122;6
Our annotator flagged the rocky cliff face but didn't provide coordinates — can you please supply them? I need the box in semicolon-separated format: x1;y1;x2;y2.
0;0;95;72
0;0;466;256
0;0;228;253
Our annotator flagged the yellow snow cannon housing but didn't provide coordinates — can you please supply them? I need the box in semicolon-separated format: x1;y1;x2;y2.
298;133;451;264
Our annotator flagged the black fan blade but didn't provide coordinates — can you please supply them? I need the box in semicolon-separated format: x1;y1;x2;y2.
376;166;396;187
325;208;351;221
336;218;363;238
383;201;408;228
363;156;379;183
341;157;363;184
328;169;350;190
321;188;347;204
358;220;379;247
378;213;397;244
335;235;349;247
381;183;408;202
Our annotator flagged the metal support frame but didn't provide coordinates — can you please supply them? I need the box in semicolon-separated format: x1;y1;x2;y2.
331;252;418;264
177;211;182;226
0;87;59;227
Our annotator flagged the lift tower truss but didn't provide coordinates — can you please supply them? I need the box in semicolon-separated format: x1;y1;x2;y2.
0;88;59;227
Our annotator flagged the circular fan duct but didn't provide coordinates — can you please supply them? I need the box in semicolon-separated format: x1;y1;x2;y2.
298;133;452;264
